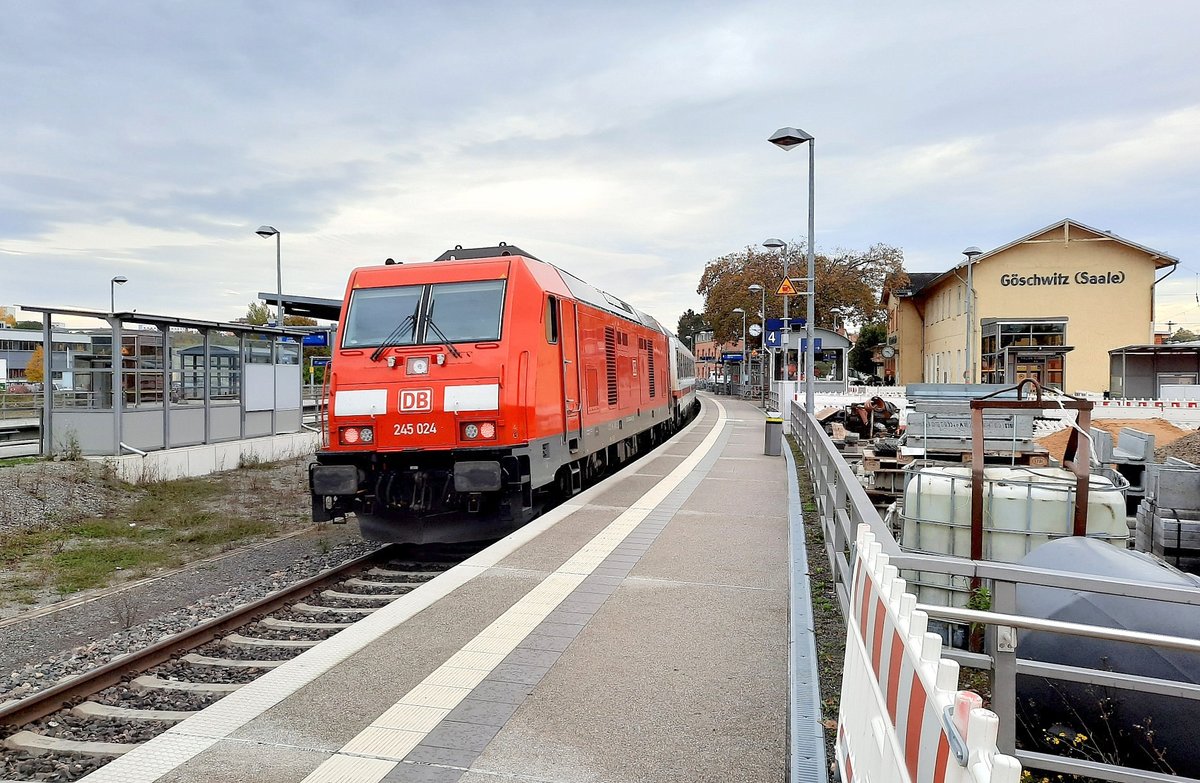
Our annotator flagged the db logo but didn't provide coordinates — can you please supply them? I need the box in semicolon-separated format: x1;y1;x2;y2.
398;389;433;412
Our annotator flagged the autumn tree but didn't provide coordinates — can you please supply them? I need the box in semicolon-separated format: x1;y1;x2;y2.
696;241;905;343
26;345;45;383
1;313;15;328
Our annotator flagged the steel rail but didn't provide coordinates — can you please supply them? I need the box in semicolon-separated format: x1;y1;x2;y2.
0;545;392;727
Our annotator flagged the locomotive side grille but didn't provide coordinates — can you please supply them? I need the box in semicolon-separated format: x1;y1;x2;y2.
646;342;656;397
605;326;618;405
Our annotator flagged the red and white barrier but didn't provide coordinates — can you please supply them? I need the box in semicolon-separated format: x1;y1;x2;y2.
837;526;1021;783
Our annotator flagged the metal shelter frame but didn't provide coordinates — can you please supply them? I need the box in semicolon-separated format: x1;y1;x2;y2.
21;306;309;457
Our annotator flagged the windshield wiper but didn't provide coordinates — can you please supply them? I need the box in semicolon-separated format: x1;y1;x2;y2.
369;314;416;362
424;316;463;358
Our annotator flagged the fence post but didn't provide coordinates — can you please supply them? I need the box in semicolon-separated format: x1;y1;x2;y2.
988;579;1019;754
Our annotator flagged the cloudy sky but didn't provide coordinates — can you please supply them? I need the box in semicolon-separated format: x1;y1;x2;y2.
3;2;1199;332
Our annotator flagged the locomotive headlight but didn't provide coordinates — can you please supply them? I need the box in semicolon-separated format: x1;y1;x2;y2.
461;421;496;441
406;356;430;375
358;426;374;444
340;427;360;444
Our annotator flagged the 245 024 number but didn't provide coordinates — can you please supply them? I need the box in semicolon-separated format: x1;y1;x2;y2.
394;422;437;436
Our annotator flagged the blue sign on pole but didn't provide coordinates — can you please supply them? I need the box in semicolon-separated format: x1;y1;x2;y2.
798;338;824;353
310;357;331;368
302;332;329;347
765;330;781;348
721;352;744;363
766;318;806;331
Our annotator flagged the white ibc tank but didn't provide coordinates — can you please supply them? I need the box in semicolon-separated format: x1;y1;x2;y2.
900;466;1127;607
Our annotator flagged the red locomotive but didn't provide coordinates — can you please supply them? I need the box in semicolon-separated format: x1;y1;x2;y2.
309;244;698;543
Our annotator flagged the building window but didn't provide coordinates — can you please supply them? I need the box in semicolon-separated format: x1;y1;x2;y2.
979;319;1068;386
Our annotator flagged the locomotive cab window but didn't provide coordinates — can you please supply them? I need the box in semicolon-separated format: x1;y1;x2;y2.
342;285;423;348
545;296;559;344
341;280;506;348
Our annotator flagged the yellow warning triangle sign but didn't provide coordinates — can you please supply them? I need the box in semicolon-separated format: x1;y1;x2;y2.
777;278;798;296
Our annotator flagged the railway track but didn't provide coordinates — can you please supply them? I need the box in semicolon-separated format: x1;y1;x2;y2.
0;541;483;781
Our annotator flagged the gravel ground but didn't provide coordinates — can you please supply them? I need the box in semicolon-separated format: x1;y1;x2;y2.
0;448;391;700
0;533;376;703
1157;429;1200;463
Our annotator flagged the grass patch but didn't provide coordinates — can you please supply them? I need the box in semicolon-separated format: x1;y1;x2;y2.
2;470;286;596
0;456;43;468
48;543;179;593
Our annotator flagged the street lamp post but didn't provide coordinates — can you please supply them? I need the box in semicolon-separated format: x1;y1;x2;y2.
769;126;816;415
256;226;282;326
732;307;747;395
962;245;982;383
749;283;768;404
110;276;128;313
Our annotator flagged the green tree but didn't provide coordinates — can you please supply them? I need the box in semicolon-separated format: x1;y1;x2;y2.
848;322;887;374
245;302;272;325
1166;328;1199;344
696;241;905;343
14;320;42;330
675;309;707;348
26;345;45;383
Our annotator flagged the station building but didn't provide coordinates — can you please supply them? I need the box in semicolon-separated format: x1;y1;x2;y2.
883;219;1178;394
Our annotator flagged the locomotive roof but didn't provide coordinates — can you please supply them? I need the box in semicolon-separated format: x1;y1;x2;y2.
434;244;541;262
435;244;666;334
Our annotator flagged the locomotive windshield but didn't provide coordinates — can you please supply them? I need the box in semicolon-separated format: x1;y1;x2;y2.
341;280;506;348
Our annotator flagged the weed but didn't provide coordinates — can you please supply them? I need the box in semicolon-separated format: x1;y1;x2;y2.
107;591;142;629
238;452;265;469
55;430;82;461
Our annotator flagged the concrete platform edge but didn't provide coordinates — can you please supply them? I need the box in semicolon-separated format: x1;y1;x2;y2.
784;438;830;783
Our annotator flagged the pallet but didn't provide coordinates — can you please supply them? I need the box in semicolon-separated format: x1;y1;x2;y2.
862;448;907;472
899;448;1050;467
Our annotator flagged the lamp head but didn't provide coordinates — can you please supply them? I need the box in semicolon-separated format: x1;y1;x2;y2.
763;238;786;250
748;283;763;293
256;225;279;238
732;307;745;314
962;245;982;259
768;127;814;150
111;276;128;285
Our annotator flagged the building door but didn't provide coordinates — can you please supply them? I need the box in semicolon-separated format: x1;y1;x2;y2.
1013;358;1043;385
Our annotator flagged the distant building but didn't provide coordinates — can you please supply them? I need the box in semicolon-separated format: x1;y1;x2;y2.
0;329;92;385
884;219;1178;393
1109;341;1200;399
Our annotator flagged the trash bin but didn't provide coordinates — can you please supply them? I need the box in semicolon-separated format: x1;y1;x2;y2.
764;412;783;456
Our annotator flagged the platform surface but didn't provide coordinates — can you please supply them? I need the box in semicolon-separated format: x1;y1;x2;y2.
83;395;791;783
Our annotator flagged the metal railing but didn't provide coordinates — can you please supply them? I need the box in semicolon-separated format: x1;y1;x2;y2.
788;399;1200;782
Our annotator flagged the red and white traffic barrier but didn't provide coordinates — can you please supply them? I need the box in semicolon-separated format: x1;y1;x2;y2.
837;526;1021;783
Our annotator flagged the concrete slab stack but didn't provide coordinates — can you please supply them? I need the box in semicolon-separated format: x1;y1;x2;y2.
1135;457;1200;572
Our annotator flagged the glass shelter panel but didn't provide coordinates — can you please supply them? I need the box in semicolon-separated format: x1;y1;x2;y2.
208;331;241;402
